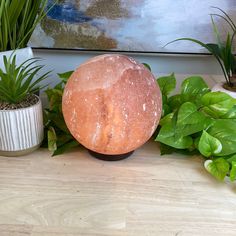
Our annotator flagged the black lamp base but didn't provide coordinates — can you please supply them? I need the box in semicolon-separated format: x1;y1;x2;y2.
88;150;134;161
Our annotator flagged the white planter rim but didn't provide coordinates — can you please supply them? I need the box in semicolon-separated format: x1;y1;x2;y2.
0;94;41;112
0;47;33;57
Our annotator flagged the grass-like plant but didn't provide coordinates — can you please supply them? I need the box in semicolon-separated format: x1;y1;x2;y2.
166;7;236;89
0;0;51;51
0;54;50;104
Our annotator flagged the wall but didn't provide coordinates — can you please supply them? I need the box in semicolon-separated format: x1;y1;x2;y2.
33;49;222;87
33;49;224;107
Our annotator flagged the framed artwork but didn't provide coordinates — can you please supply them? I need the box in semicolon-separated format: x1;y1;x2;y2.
29;0;236;53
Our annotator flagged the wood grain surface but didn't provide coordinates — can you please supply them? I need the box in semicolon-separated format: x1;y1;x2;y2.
0;141;235;236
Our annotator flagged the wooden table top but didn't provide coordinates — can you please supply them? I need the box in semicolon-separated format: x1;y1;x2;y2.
0;141;235;236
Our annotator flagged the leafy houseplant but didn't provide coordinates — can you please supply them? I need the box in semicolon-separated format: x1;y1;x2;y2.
43;71;80;156
0;0;48;51
155;74;236;181
0;53;50;156
167;7;236;92
0;0;56;74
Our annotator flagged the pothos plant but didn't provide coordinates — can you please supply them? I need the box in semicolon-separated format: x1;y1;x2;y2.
43;71;80;156
155;73;236;182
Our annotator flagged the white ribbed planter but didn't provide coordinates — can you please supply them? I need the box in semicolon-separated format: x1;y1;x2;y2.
212;82;236;99
0;95;44;156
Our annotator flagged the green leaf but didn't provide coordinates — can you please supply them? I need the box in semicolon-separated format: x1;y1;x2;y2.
142;63;152;71
57;71;74;83
156;102;209;150
159;143;175;155
201;92;236;118
198;131;222;157
159;142;199;156
166;38;229;83
210;15;222;47
168;76;210;110
176;102;213;137
194;136;201;149
0;0;50;51
208;120;236;156
211;7;236;31
220;105;236;119
157;73;176;96
48;127;57;152
162;94;168;104
162;104;172;117
226;154;236;164
161;94;171;117
159;113;174;126
222;33;234;76
230;161;236;182
0;53;49;103
168;94;184;110
56;133;75;147
53;140;79;157
48;112;70;134
45;88;63;112
181;76;209;96
43;71;80;156
155;122;193;149
206;43;221;57
204;158;229;181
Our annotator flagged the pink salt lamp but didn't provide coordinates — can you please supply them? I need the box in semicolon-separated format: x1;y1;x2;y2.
62;54;162;160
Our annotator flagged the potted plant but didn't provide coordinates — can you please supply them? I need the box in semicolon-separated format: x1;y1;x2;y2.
166;7;236;98
0;53;50;156
0;0;54;67
155;73;236;182
0;0;48;51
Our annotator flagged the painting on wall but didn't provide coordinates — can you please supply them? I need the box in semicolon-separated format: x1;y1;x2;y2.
29;0;236;53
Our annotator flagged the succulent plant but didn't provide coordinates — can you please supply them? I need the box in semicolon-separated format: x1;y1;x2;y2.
0;53;50;104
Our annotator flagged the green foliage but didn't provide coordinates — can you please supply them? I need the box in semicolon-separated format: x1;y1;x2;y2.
0;0;55;51
230;161;236;182
155;122;193;149
43;71;80;156
181;76;209;96
176;102;212;137
166;7;236;86
155;74;236;182
204;158;230;181
157;73;176;97
207;120;236;156
0;53;49;103
157;73;176;116
142;63;152;71
201;92;236;118
198;131;222;157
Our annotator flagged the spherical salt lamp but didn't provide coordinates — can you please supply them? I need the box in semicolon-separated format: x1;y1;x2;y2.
62;54;162;160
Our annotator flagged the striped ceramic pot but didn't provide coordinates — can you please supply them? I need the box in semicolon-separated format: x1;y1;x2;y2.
0;95;44;156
